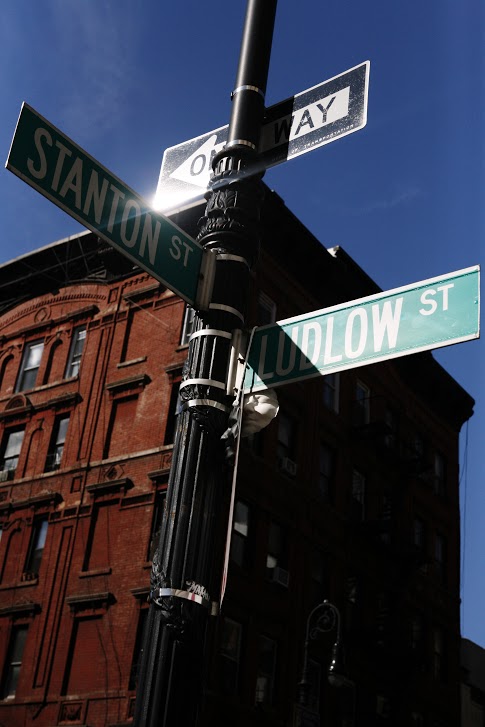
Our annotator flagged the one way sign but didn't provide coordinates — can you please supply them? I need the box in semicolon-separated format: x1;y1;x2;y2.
155;62;369;213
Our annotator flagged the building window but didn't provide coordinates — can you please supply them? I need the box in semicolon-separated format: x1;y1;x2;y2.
376;694;391;719
219;618;242;695
379;493;392;544
318;442;335;503
345;575;360;630
433;452;446;496
61;615;105;695
24;518;49;577
376;592;390;648
384;407;399;449
413;517;426;553
45;415;70;472
434;533;447;585
15;340;44;392
148;491;166;561
410;613;425;665
346;575;358;605
322;372;339;413
433;627;446;682
266;521;289;586
65;326;86;378
351;470;366;521
277;411;297;474
245;430;264;457
1;625;28;699
230;500;250;568
414;516;428;573
0;429;25;474
353;380;370;426
129;609;149;690
104;395;139;459
255;635;277;705
407;432;427;476
309;551;327;605
257;292;276;326
180;306;196;346
305;660;322;714
412;432;425;459
164;384;182;445
82;502;112;571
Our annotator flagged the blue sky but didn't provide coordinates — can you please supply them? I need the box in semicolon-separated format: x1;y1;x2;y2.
1;1;483;646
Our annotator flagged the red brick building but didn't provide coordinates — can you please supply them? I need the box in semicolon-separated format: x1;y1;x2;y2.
0;191;473;726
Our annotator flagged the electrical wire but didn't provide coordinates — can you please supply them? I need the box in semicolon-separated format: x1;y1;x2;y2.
219;326;258;608
459;419;470;633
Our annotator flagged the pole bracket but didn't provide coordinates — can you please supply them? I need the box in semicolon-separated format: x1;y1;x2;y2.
195;248;217;310
231;84;265;99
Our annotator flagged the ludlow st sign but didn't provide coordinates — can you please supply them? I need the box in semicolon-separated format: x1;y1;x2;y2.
6;103;203;305
155;62;370;212
243;266;480;393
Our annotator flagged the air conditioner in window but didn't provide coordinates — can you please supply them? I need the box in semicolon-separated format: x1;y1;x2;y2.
272;566;290;588
21;571;38;582
279;457;298;477
0;469;15;482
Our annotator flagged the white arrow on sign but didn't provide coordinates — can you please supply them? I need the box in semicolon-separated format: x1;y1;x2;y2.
155;61;369;213
169;133;225;188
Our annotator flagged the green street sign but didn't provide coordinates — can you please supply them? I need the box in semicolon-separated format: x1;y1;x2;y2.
244;266;480;392
6;103;203;305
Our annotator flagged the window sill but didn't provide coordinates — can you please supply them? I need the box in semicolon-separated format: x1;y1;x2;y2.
117;357;147;369
0;577;38;592
78;567;112;578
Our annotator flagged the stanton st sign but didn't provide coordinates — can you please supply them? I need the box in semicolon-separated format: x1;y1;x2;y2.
6;103;203;305
243;266;480;392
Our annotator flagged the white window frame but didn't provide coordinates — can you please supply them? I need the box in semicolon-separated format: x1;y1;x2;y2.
65;325;86;378
16;340;44;392
1;625;28;698
45;415;70;471
24;518;49;576
1;429;25;473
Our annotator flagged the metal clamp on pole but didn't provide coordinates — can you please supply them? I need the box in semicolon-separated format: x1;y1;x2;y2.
226;329;245;396
195;247;217;310
150;587;212;609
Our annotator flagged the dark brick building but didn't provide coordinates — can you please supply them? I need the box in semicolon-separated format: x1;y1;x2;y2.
0;190;473;726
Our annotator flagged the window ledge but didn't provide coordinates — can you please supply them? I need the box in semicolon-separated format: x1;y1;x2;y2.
8;490;63;511
105;373;151;395
0;600;41;616
78;567;112;579
86;478;133;497
130;586;150;600
66;591;114;611
0;577;38;592
123;282;162;302
117;357;147;369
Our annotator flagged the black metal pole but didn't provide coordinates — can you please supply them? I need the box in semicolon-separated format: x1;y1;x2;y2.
133;2;277;725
